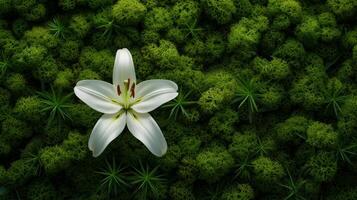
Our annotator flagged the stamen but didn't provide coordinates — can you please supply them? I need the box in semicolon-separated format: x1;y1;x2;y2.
130;83;136;98
127;78;131;90
116;85;121;96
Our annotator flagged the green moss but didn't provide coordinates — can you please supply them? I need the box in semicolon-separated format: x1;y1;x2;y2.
54;69;75;89
327;0;356;20
79;47;114;78
229;131;258;159
295;16;321;47
68;104;100;128
33;56;59;82
14;96;43;122
202;0;237;24
59;40;80;62
221;184;255;200
305;152;337;182
171;1;200;26
145;7;173;31
306;122;338;149
112;0;146;25
26;179;58;200
209;108;239;140
24;27;58;48
40;145;71;174
178;136;201;156
252;156;285;183
169;182;195;200
69;14;91;39
196;146;234;183
228;16;268;51
7;159;36;186
267;0;302;24
275;116;310;144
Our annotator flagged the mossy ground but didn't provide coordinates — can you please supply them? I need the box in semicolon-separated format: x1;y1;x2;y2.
0;0;357;199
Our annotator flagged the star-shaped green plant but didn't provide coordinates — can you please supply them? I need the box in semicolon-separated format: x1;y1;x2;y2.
96;158;128;196
130;162;165;200
162;90;196;120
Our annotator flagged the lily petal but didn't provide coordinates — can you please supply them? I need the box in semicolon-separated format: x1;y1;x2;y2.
131;80;178;113
88;112;126;157
113;48;136;87
74;80;122;114
126;111;167;157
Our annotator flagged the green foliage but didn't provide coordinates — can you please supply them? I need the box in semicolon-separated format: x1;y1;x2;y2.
273;39;305;68
14;96;44;122
306;122;338;149
277;169;307;200
0;116;31;155
295;16;321;47
172;1;200;26
304;152;337;182
130;162;166;200
252;156;285;183
59;40;80;62
196;146;234;183
59;0;76;11
26;179;58;200
39;146;70;174
1;0;356;198
112;0;146;25
221;184;254;200
208;108;238;140
169;182;195;200
202;0;236;24
145;7;173;31
252;57;290;80
69;14;91;39
37;88;73;126
96;158;128;196
162;90;197;120
24;27;59;48
232;77;261;123
229;131;257;159
275;116;310;144
323;78;349;118
79;47;114;78
6;158;37;186
5;73;27;95
54;69;75;89
267;0;302;24
228;16;268;52
327;0;357;20
33;56;59;82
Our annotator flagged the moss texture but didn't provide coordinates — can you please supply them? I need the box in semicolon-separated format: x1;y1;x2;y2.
0;0;356;199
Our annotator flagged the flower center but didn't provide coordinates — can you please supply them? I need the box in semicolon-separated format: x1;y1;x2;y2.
116;78;136;109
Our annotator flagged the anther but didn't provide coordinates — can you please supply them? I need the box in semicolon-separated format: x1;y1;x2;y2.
116;85;121;96
130;83;136;98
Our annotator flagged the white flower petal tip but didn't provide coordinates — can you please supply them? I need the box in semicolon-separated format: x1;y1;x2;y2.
88;113;126;157
113;48;136;86
126;112;168;157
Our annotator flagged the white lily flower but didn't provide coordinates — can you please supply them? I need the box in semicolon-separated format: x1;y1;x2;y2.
74;48;178;157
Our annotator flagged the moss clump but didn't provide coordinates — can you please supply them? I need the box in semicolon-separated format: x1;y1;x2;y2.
306;122;338;149
221;184;254;200
196;146;234;183
252;156;285;183
305;152;337;182
202;0;236;24
112;0;146;25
